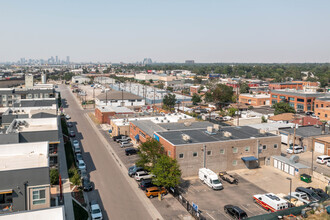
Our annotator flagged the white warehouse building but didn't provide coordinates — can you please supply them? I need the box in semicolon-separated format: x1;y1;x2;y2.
95;90;145;107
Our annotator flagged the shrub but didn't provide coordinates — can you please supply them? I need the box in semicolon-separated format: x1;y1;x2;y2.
50;168;59;185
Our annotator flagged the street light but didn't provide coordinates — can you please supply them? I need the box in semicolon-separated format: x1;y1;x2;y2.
286;177;292;207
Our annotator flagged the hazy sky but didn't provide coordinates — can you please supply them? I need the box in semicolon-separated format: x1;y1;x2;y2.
1;0;330;63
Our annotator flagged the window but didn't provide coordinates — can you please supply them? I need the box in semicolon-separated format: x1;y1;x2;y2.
326;114;328;118
274;144;278;149
220;149;225;154
232;147;238;153
32;188;46;205
280;96;286;100
272;100;277;104
232;160;237;166
168;151;171;156
179;153;184;159
297;98;304;102
207;151;212;156
316;104;318;108
193;152;198;157
297;104;304;109
289;103;294;108
321;104;324;107
307;99;312;103
263;145;267;150
272;95;278;98
289;97;295;101
245;146;250;152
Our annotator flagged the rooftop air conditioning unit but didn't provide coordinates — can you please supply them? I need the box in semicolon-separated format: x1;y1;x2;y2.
167;120;170;123
182;134;191;142
207;126;214;133
259;129;266;134
224;131;232;137
155;117;158;120
183;115;187;118
161;120;164;122
213;124;220;130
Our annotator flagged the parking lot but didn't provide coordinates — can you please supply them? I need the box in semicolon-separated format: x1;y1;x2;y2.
179;176;268;219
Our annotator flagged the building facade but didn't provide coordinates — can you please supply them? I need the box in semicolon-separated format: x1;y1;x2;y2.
239;94;270;106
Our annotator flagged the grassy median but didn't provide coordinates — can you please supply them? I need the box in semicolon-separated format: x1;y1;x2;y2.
72;200;88;220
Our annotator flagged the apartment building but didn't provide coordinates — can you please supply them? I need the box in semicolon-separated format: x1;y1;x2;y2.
270;89;324;112
154;125;281;177
0;142;51;213
269;82;303;90
95;106;134;124
314;96;330;121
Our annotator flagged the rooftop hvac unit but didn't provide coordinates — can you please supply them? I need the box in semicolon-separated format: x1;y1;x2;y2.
161;120;164;122
224;131;232;137
184;122;191;127
167;120;170;123
213;124;220;130
182;134;191;142
155;117;158;120
289;155;299;163
184;115;187;118
164;117;167;120
259;129;266;134
207;126;214;133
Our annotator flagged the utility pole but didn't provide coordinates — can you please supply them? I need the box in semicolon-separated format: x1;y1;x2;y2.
287;177;292;207
153;87;155;114
93;87;95;108
311;137;314;173
202;145;206;168
121;89;124;107
105;90;108;106
257;139;260;168
237;80;240;126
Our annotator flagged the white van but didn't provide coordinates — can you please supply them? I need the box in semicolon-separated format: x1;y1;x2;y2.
286;145;303;154
316;155;330;164
199;168;223;190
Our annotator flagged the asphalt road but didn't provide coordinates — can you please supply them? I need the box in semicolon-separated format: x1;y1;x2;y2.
58;85;155;220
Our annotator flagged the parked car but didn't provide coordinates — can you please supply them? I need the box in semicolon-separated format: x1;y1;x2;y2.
80;169;88;180
287;192;310;204
67;122;73;127
286;145;303;154
73;140;80;148
120;141;133;148
117;137;131;143
139;179;155;190
74;145;81;154
134;171;155;181
224;205;248;219
223;116;232;121
295;187;322;202
65;114;71;120
82;177;93;191
128;165;144;177
125;148;138;156
69;130;76;137
90;200;103;220
78;159;86;172
113;135;126;141
316;155;330;164
305;111;313;116
75;153;83;163
145;187;167;198
306;187;329;200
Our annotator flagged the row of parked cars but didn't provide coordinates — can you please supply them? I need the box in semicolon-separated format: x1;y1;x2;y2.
316;155;330;167
113;135;139;156
128;165;167;199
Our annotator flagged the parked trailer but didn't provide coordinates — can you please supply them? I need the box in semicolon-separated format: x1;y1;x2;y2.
219;171;238;184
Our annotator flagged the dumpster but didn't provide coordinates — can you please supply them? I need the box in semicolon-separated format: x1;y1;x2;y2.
300;174;311;183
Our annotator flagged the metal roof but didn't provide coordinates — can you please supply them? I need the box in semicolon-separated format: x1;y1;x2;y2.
272;155;309;169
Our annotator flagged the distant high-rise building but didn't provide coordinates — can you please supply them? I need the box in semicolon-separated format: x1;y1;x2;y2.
55;56;58;64
41;73;47;84
66;56;70;64
143;58;152;65
185;60;195;64
25;74;34;88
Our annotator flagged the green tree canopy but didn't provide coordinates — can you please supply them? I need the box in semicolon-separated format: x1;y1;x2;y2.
239;82;250;94
136;138;164;171
191;93;201;105
227;107;238;117
151;155;181;188
212;84;234;106
166;86;174;92
272;102;296;115
163;93;177;111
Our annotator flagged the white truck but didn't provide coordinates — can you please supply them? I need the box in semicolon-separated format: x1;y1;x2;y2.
199;168;223;190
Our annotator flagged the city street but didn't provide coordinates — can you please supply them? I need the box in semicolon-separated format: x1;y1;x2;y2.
58;85;159;220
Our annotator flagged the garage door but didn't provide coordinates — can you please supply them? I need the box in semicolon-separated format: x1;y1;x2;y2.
277;161;282;170
284;164;289;173
289;166;295;176
274;159;278;168
315;142;325;154
281;133;288;144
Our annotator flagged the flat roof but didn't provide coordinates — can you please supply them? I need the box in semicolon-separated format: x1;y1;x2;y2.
270;89;324;98
97;105;134;113
240;93;270;98
156;126;277;146
7;118;58;133
159;121;215;131
97;90;143;101
0;206;64;220
0;141;49;171
314;136;330;143
131;120;166;136
316;95;330;101
248;122;295;132
279;126;330;137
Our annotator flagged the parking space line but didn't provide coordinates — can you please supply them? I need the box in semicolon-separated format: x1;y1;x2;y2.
253;203;266;212
206;212;216;220
240;204;253;214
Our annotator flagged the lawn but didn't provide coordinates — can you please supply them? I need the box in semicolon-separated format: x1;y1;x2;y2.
72;200;89;220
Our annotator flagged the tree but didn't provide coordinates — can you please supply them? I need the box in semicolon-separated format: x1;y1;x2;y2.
227;107;238;117
136;138;164;171
192;94;201;105
272;102;296;115
163;94;177;111
212;84;234;107
239;82;250;94
151;155;181;188
149;79;153;83
50;168;59;185
68;167;81;186
204;92;213;103
261;116;267;123
167;86;174;92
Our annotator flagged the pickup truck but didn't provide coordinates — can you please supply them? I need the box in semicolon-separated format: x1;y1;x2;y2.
286;192;310;204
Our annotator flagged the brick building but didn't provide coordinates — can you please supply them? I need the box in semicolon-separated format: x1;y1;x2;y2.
313;136;330;155
270;90;324;112
154;125;281;177
269;82;303;90
94;106;134;124
239;94;270;106
314;96;330;121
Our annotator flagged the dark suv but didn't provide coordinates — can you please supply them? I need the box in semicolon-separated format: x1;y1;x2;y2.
125;148;138;156
224;205;248;219
295;187;322;201
306;187;329;200
128;165;144;177
139;179;155;190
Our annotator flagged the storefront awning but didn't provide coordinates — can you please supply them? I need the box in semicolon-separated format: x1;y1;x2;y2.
0;189;12;194
241;156;258;162
135;134;139;141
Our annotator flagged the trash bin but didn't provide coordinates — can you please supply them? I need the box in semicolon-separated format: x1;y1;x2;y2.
300;174;312;183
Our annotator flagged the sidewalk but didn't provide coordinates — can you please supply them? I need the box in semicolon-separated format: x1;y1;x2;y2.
57;116;75;220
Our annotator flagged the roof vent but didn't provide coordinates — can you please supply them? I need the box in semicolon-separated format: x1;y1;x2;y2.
161;120;164;123
207;126;214;133
184;115;187;118
182;134;191;142
259;129;266;134
289;155;299;163
213;124;220;130
167;120;170;123
155;117;158;120
184;122;191;127
224;131;232;137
